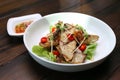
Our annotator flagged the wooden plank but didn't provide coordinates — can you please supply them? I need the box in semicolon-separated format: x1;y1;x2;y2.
0;0;39;15
0;53;49;80
0;44;26;65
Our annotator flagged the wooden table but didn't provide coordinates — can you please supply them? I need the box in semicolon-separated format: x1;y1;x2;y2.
0;0;120;80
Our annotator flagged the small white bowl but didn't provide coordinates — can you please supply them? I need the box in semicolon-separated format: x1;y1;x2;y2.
24;12;116;72
7;13;42;37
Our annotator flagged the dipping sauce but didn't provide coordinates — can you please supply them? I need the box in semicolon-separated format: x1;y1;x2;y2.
15;20;33;33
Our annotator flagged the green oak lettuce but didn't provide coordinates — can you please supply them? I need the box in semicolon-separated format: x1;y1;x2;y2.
32;45;56;62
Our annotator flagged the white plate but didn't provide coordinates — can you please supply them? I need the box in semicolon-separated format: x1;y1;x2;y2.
24;12;116;72
7;13;42;37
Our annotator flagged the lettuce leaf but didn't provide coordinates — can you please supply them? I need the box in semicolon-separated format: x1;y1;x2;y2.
84;43;97;60
32;45;56;62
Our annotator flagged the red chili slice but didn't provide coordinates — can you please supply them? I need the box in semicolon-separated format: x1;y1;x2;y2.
52;27;56;33
53;50;60;56
41;37;48;43
67;34;74;41
79;44;87;52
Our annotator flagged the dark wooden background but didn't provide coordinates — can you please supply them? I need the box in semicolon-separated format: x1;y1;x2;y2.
0;0;120;80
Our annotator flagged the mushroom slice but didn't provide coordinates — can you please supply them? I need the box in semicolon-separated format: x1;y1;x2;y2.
84;35;99;44
59;40;77;61
74;30;84;43
60;31;68;43
71;49;86;64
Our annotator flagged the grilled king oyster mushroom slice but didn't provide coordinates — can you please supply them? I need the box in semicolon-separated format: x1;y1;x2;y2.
84;35;99;44
71;49;86;64
59;40;77;61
